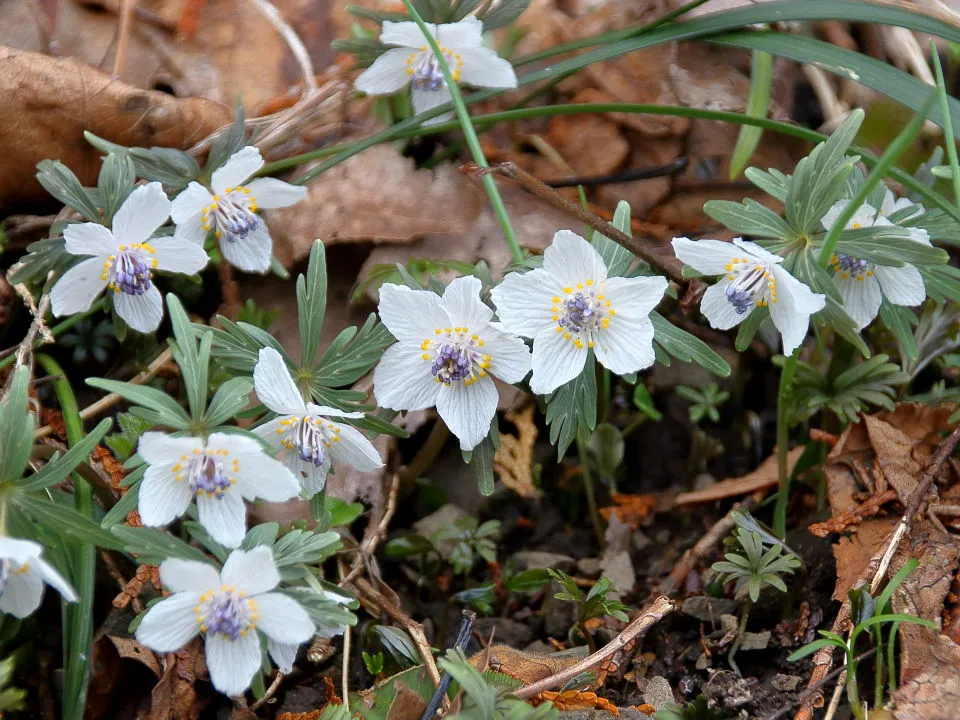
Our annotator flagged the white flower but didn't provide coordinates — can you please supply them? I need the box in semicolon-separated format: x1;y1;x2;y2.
136;431;300;548
170;147;307;274
51;182;209;334
354;17;517;119
374;276;531;451
0;537;78;618
820;194;929;330
672;237;826;356
491;230;667;395
252;347;383;497
135;547;314;697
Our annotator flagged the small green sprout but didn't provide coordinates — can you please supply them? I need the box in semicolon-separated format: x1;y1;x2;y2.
547;569;631;653
676;383;730;424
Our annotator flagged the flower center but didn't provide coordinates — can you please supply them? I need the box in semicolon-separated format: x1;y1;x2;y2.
724;258;777;315
830;253;874;282
196;586;257;640
172;449;239;498
102;244;157;296
551;281;613;349
277;417;342;465
421;328;490;386
203;187;259;242
407;45;463;90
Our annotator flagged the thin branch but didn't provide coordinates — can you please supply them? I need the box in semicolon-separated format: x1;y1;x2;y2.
248;670;285;712
246;0;316;92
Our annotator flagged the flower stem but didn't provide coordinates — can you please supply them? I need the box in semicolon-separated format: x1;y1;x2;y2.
727;600;751;676
773;352;799;539
576;432;604;548
397;0;521;263
846;650;867;720
932;46;960;206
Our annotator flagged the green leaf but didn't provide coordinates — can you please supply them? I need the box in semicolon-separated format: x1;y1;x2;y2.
730;50;773;179
545;357;597;459
588;423;624;478
97;153;135;222
110;525;212;564
272;529;342;567
14;493;125;550
313;314;395;387
242;522;280;549
104;411;156;460
85;132;202;189
385;534;435;557
468;429;498;496
651;312;731;377
86;378;191;430
19;418;113;491
35;160;101;222
0;367;35;483
207;316;288;373
100;477;140;529
591;200;634;277
702;198;794;240
204;377;253;426
167;295;209;420
505;568;551;593
375;625;423;666
298;240;329;368
325;496;365;527
478;0;528;29
831;228;949;267
632;382;661;421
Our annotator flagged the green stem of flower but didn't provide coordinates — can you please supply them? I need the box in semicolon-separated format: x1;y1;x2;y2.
576;432;604;548
0;298;106;373
932;46;960;206
873;625;885;708
727;600;751;677
396;0;521;263
846;649;867;720
35;353;95;720
773;352;799;540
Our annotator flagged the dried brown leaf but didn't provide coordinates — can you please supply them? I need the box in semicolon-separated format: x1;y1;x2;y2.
535;690;620;715
600;493;656;529
478;644;582;685
107;635;162;677
495;404;539;499
673;447;803;506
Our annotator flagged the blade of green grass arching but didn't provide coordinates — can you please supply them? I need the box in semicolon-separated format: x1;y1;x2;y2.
819;93;938;265
710;31;960;134
35;354;95;720
730;50;773;179
932;45;960;205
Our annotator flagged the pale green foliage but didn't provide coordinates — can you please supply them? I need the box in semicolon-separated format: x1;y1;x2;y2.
676;383;730;424
712;529;801;603
791;354;908;425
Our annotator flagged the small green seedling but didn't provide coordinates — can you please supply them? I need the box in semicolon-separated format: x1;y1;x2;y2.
677;383;730;424
547;569;631;653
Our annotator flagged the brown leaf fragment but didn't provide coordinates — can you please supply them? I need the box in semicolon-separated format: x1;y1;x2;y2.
479;645;584;685
385;682;428;720
148;638;208;720
107;635;162;677
494;404;539;499
0;45;230;209
600;493;656;529
534;690;620;715
808;489;899;538
673;447;803;506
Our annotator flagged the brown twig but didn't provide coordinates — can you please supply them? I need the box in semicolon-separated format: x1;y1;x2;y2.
248;670;285;712
10;282;53;376
340;472;401;587
462;162;688;285
513;596;676;699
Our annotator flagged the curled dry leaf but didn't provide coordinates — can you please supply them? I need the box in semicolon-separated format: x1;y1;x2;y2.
0;46;230;209
478;644;584;685
495;404;540;499
672;447;804;506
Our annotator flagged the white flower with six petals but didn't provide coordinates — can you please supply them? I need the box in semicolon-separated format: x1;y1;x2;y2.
135;547;314;697
820;192;929;330
672;237;826;356
354;17;517;119
374;276;531;451
51;182;209;333
171;147;307;273
253;347;383;497
136;431;300;548
0;537;78;618
491;230;668;395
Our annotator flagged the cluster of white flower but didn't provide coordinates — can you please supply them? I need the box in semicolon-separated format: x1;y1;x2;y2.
51;148;306;333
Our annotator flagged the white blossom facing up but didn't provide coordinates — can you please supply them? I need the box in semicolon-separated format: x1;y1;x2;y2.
820;193;929;330
135;547;314;697
0;537;78;618
51;182;209;333
170;147;307;274
672;237;826;356
491;230;668;395
136;431;300;548
374;276;531;451
354;17;517;120
252;347;383;497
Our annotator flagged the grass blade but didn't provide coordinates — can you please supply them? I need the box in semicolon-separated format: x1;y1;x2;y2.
730;50;774;179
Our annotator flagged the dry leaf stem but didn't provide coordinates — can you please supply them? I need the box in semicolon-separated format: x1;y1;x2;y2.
513;596;676;699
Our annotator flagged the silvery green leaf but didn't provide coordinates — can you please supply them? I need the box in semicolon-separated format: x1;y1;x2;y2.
14;494;125;550
545;356;597;459
745;166;789;202
167;295;210;420
734;306;768;352
35;160;101;222
375;625;422;665
920;264;960;303
702;198;794;241
588;423;623;478
204;377;254;426
111;526;212;564
205;109;247;176
591;200;634;277
97;153;135;222
100;474;141;528
299;240;328;367
0;367;34;483
904;209;960;243
651;312;731;377
19;418;112;491
7;236;72;286
272;529;341;566
467;423;499;496
242;522;280;549
313;314;395;387
86;378;191;430
478;0;529;29
832;228;949;267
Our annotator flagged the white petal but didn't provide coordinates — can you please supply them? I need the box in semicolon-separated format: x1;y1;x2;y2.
197;492;247;549
732;237;783;265
490;268;560;338
594;315;656;375
435;17;483;49
834;273;882;330
171;182;214;224
138;432;202;466
268;640;299;673
254;347;306;415
456;47;517;88
529;326;587;395
327;423;384;471
436;375;498;451
354;48;414;95
205;630;261;697
441;276;492;327
0;538;42;564
0;566;44;618
603;275;667;318
306;403;364;420
412;86;455;122
206;433;300;502
173;210;208;246
253;417;286;451
37;557;79;603
115;284;164;333
152;237;210;275
821;200;876;231
672;237;743;276
51;258;108;317
299;457;332;498
699;280;748;331
820;200;847;231
63;222;117;257
481;325;530;384
243;178;307;209
542;230;609;288
252;593;314;644
377;283;448;342
874;264;926;306
112;182;171;246
219;222;272;274
212;147;264;195
221;547;279;595
380;20;434;48
373;342;441;411
769;265;825;355
135;592;203;652
159;559;221;594
137;472;194;527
